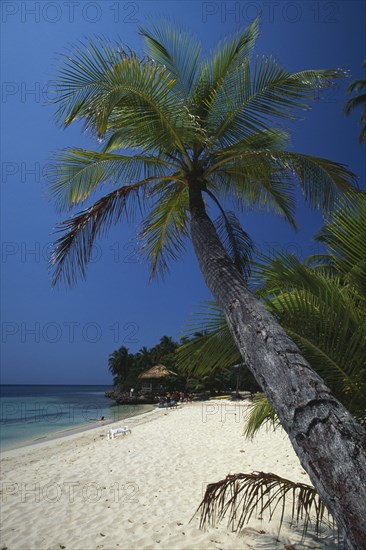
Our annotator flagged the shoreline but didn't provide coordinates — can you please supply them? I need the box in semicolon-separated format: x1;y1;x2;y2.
0;404;158;456
0;400;338;549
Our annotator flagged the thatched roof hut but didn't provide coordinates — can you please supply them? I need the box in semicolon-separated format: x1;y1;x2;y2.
138;364;177;380
138;364;176;394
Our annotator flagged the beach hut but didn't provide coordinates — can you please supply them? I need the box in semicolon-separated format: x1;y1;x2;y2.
138;364;177;394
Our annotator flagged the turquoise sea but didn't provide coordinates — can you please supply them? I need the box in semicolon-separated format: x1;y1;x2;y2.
0;385;152;451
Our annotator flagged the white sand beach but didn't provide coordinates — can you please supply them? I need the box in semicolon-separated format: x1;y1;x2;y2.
0;400;338;550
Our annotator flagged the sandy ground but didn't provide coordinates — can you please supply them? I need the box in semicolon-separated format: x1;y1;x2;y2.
0;400;338;550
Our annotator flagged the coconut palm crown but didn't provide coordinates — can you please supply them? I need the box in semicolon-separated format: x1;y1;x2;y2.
49;18;356;286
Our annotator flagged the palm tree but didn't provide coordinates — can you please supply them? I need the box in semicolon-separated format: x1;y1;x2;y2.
108;346;133;386
49;20;365;547
344;60;366;144
136;346;151;363
155;335;177;358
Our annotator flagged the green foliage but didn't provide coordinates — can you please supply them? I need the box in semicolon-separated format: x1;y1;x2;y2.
49;20;357;286
344;60;366;144
257;263;366;415
108;335;182;391
108;346;134;386
140;23;202;97
177;302;240;376
312;192;366;298
139;183;190;278
243;394;280;439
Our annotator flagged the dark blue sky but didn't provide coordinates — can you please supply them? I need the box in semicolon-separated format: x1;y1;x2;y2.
1;1;365;384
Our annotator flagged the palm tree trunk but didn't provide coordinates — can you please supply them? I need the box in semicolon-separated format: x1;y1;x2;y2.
189;184;366;550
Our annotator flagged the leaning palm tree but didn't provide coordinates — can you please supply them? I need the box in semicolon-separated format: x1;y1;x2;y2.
178;193;366;432
344;60;366;144
49;20;366;548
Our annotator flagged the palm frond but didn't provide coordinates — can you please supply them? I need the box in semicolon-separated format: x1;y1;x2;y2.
138;183;190;279
101;128;140;152
253;253;366;415
344;62;366;143
51;36;126;125
52;40;197;156
214;210;254;281
177;302;240;376
359;122;366;144
210;16;260;78
206;59;346;148
211;150;358;213
251;251;321;295
50;182;144;286
196;472;332;539
344;93;366;115
346;78;366;95
212;128;291;155
48;148;177;211
285;326;366;419
209;164;298;228
314;193;366;296
140;22;202;97
201;188;254;279
243;394;280;439
193;17;259;114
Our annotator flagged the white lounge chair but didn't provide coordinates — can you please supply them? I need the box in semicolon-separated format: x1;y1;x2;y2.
108;426;131;440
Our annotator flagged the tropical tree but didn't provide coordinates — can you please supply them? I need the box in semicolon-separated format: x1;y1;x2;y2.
108;336;180;391
152;335;178;367
108;346;134;386
344;60;366;144
49;20;366;547
136;346;151;367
